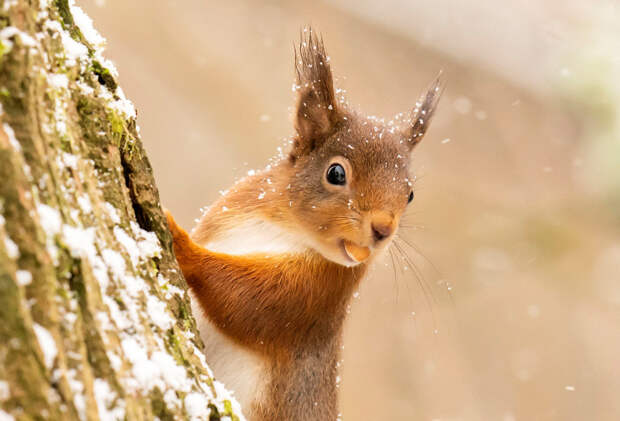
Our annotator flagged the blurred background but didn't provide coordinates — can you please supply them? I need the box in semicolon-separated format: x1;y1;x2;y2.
80;1;620;419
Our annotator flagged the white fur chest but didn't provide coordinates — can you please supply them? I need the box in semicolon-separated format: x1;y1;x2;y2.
189;291;265;411
199;217;306;256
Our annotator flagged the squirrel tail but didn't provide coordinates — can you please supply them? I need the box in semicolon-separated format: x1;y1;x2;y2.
165;209;205;287
165;209;190;252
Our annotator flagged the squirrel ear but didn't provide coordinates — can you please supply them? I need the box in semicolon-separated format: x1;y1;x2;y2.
292;28;341;157
405;72;444;150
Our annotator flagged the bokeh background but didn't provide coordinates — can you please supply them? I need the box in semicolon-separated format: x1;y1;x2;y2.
80;1;620;419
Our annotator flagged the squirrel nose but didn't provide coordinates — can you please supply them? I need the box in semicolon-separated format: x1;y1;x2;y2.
371;221;393;242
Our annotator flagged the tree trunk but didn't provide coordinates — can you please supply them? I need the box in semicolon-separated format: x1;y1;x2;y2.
0;1;244;419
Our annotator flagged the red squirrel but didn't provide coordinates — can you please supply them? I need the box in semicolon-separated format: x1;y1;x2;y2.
165;28;442;421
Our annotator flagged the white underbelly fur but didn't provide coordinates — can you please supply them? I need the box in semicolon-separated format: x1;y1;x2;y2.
190;290;266;410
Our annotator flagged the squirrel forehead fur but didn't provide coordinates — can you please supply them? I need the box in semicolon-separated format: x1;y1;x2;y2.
288;28;441;212
289;114;412;211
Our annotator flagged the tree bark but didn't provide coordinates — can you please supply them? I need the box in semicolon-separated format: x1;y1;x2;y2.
0;1;243;419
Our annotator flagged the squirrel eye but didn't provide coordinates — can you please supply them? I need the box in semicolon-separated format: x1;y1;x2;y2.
326;163;346;186
408;191;414;203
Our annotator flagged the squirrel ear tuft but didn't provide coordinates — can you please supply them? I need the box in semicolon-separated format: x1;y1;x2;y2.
405;72;444;150
292;27;340;158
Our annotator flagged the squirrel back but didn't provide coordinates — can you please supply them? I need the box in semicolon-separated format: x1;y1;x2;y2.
167;27;442;421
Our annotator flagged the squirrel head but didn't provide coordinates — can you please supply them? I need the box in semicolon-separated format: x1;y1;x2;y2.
284;28;443;267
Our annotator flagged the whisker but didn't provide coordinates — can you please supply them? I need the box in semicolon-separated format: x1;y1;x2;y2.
395;234;455;311
399;223;426;231
396;234;441;277
393;241;432;302
391;242;414;307
401;211;424;223
332;216;361;223
346;204;363;217
387;245;400;303
331;214;362;223
392;240;439;331
411;172;427;183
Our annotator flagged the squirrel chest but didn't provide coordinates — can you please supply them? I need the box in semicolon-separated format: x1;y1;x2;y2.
188;216;364;419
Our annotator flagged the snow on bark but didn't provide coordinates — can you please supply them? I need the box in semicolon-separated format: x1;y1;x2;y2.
0;0;244;419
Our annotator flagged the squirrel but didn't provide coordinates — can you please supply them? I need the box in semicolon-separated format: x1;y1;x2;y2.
165;27;442;421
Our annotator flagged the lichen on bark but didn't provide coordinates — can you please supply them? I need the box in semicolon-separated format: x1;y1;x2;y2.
0;0;243;419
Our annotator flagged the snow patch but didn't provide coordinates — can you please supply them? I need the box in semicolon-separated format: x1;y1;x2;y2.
110;87;136;119
146;294;174;330
0;410;14;421
0;380;9;401
48;73;69;90
77;194;93;214
60;152;79;170
113;226;140;267
121;338;190;394
59;29;88;67
184;392;211;420
213;380;245;416
0;26;36;48
101;249;126;281
104;203;121;224
91;255;111;291
66;368;86;421
69;3;106;49
76;80;94;96
2;123;21;151
103;296;131;331
158;274;184;299
33;323;57;369
130;221;161;258
4;236;19;259
37;204;62;236
114;223;161;267
2;0;18;12
16;270;32;286
62;225;97;260
93;378;125;421
124;275;148;298
151;351;188;390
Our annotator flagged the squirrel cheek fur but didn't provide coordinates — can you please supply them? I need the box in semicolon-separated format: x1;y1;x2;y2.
166;28;443;421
